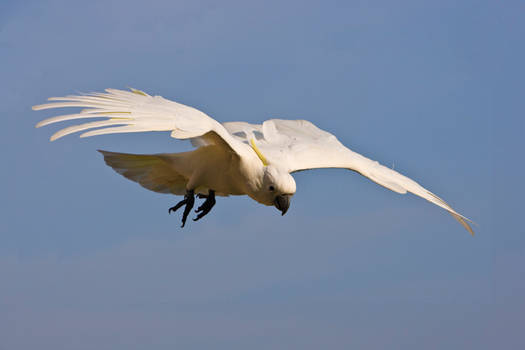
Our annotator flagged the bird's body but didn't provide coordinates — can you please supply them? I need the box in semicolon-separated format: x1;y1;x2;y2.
99;139;293;204
98;148;249;197
34;88;474;233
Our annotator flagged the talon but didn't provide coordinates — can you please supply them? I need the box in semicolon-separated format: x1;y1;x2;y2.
193;190;216;222
170;189;216;226
181;190;195;227
195;202;206;213
168;199;187;214
169;189;195;228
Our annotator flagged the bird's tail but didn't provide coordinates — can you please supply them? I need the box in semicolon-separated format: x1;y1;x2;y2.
98;150;188;195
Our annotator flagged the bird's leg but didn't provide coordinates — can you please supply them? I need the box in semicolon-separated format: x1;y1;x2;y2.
193;190;216;222
168;189;195;228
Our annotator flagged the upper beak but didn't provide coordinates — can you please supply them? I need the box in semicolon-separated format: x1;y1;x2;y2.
274;194;291;216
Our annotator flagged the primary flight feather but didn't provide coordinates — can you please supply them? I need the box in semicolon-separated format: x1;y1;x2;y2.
33;88;474;234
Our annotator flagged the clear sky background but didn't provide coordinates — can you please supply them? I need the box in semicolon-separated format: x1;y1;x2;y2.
0;0;522;349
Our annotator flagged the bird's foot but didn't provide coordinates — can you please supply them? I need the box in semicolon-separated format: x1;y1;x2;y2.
168;189;195;228
193;190;216;222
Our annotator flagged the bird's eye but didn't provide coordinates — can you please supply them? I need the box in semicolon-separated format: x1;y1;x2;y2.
269;185;275;191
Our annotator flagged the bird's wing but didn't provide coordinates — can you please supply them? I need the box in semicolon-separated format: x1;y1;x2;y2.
34;88;250;157
223;119;474;235
98;150;188;195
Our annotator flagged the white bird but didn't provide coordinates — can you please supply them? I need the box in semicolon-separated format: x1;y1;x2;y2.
33;88;474;234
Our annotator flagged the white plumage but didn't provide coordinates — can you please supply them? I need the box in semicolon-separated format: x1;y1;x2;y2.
34;88;474;233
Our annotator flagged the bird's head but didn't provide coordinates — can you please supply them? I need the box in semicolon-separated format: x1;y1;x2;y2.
255;165;296;215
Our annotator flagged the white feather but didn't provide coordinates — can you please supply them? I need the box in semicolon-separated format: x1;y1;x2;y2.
33;88;250;158
34;88;474;234
224;119;475;234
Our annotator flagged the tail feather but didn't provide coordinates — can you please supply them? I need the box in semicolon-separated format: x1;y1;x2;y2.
98;150;188;195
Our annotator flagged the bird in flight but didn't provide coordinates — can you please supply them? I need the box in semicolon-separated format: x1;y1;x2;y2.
33;88;474;234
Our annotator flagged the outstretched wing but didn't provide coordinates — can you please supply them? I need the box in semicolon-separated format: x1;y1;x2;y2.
224;119;474;235
33;88;250;158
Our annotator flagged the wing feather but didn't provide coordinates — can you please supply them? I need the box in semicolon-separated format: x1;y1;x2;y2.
34;88;249;157
224;119;474;235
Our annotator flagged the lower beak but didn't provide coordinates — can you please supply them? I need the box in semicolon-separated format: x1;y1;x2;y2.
274;195;291;216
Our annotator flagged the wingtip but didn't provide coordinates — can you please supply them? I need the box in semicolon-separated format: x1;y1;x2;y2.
49;134;60;142
32;104;46;111
35;118;53;128
450;212;475;236
461;217;476;236
465;223;475;236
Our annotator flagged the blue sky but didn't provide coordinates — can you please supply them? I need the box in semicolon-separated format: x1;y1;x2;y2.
0;0;522;349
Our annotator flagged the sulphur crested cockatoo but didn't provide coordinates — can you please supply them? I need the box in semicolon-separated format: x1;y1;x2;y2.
33;88;473;233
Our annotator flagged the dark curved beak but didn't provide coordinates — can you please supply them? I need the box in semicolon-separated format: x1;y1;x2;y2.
274;194;291;216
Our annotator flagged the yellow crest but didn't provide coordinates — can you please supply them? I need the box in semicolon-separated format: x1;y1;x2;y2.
129;87;149;96
250;138;269;166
